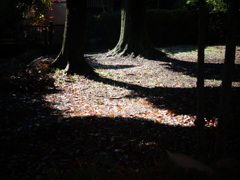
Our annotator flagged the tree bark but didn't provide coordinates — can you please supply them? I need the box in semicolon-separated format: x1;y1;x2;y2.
108;0;165;58
215;0;239;159
52;0;96;76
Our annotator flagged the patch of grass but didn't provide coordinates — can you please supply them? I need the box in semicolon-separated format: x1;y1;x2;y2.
161;45;226;60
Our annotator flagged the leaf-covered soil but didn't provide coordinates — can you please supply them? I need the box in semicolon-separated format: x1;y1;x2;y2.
1;45;240;179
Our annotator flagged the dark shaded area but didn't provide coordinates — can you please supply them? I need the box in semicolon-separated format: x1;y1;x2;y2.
89;62;135;70
85;10;237;51
1;10;237;56
160;57;240;81
0;113;198;179
0;57;56;93
1;56;240;179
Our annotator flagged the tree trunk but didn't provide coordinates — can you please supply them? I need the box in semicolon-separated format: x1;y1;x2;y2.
215;0;239;159
108;0;165;58
195;0;207;159
52;0;96;76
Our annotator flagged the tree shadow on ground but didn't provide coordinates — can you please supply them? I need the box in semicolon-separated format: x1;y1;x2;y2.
159;45;198;54
90;74;240;121
86;54;239;120
1;89;239;179
0;90;209;179
148;86;240;121
156;57;240;81
89;61;135;69
1;87;239;179
87;53;240;81
0;86;197;177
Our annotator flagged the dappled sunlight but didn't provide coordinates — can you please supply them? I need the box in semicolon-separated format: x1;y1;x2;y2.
44;76;197;127
88;53;197;88
42;47;240;128
159;45;240;84
160;45;230;64
43;52;228;128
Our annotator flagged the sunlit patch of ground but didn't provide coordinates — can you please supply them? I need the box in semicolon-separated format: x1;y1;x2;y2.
45;46;240;127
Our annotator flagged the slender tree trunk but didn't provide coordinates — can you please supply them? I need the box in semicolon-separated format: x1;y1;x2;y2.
215;0;239;159
108;0;165;58
195;0;207;159
52;0;96;76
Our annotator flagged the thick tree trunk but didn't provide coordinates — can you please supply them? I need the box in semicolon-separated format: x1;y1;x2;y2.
108;0;165;58
52;0;96;76
195;0;207;159
215;0;239;159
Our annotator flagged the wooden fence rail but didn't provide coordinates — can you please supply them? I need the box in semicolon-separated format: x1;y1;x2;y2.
0;22;64;45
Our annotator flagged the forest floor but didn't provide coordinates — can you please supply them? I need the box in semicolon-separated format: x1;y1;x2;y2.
1;45;240;179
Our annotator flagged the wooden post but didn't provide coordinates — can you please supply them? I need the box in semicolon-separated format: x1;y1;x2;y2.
195;0;207;160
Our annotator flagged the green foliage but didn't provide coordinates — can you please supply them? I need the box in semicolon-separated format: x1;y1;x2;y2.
186;0;228;12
